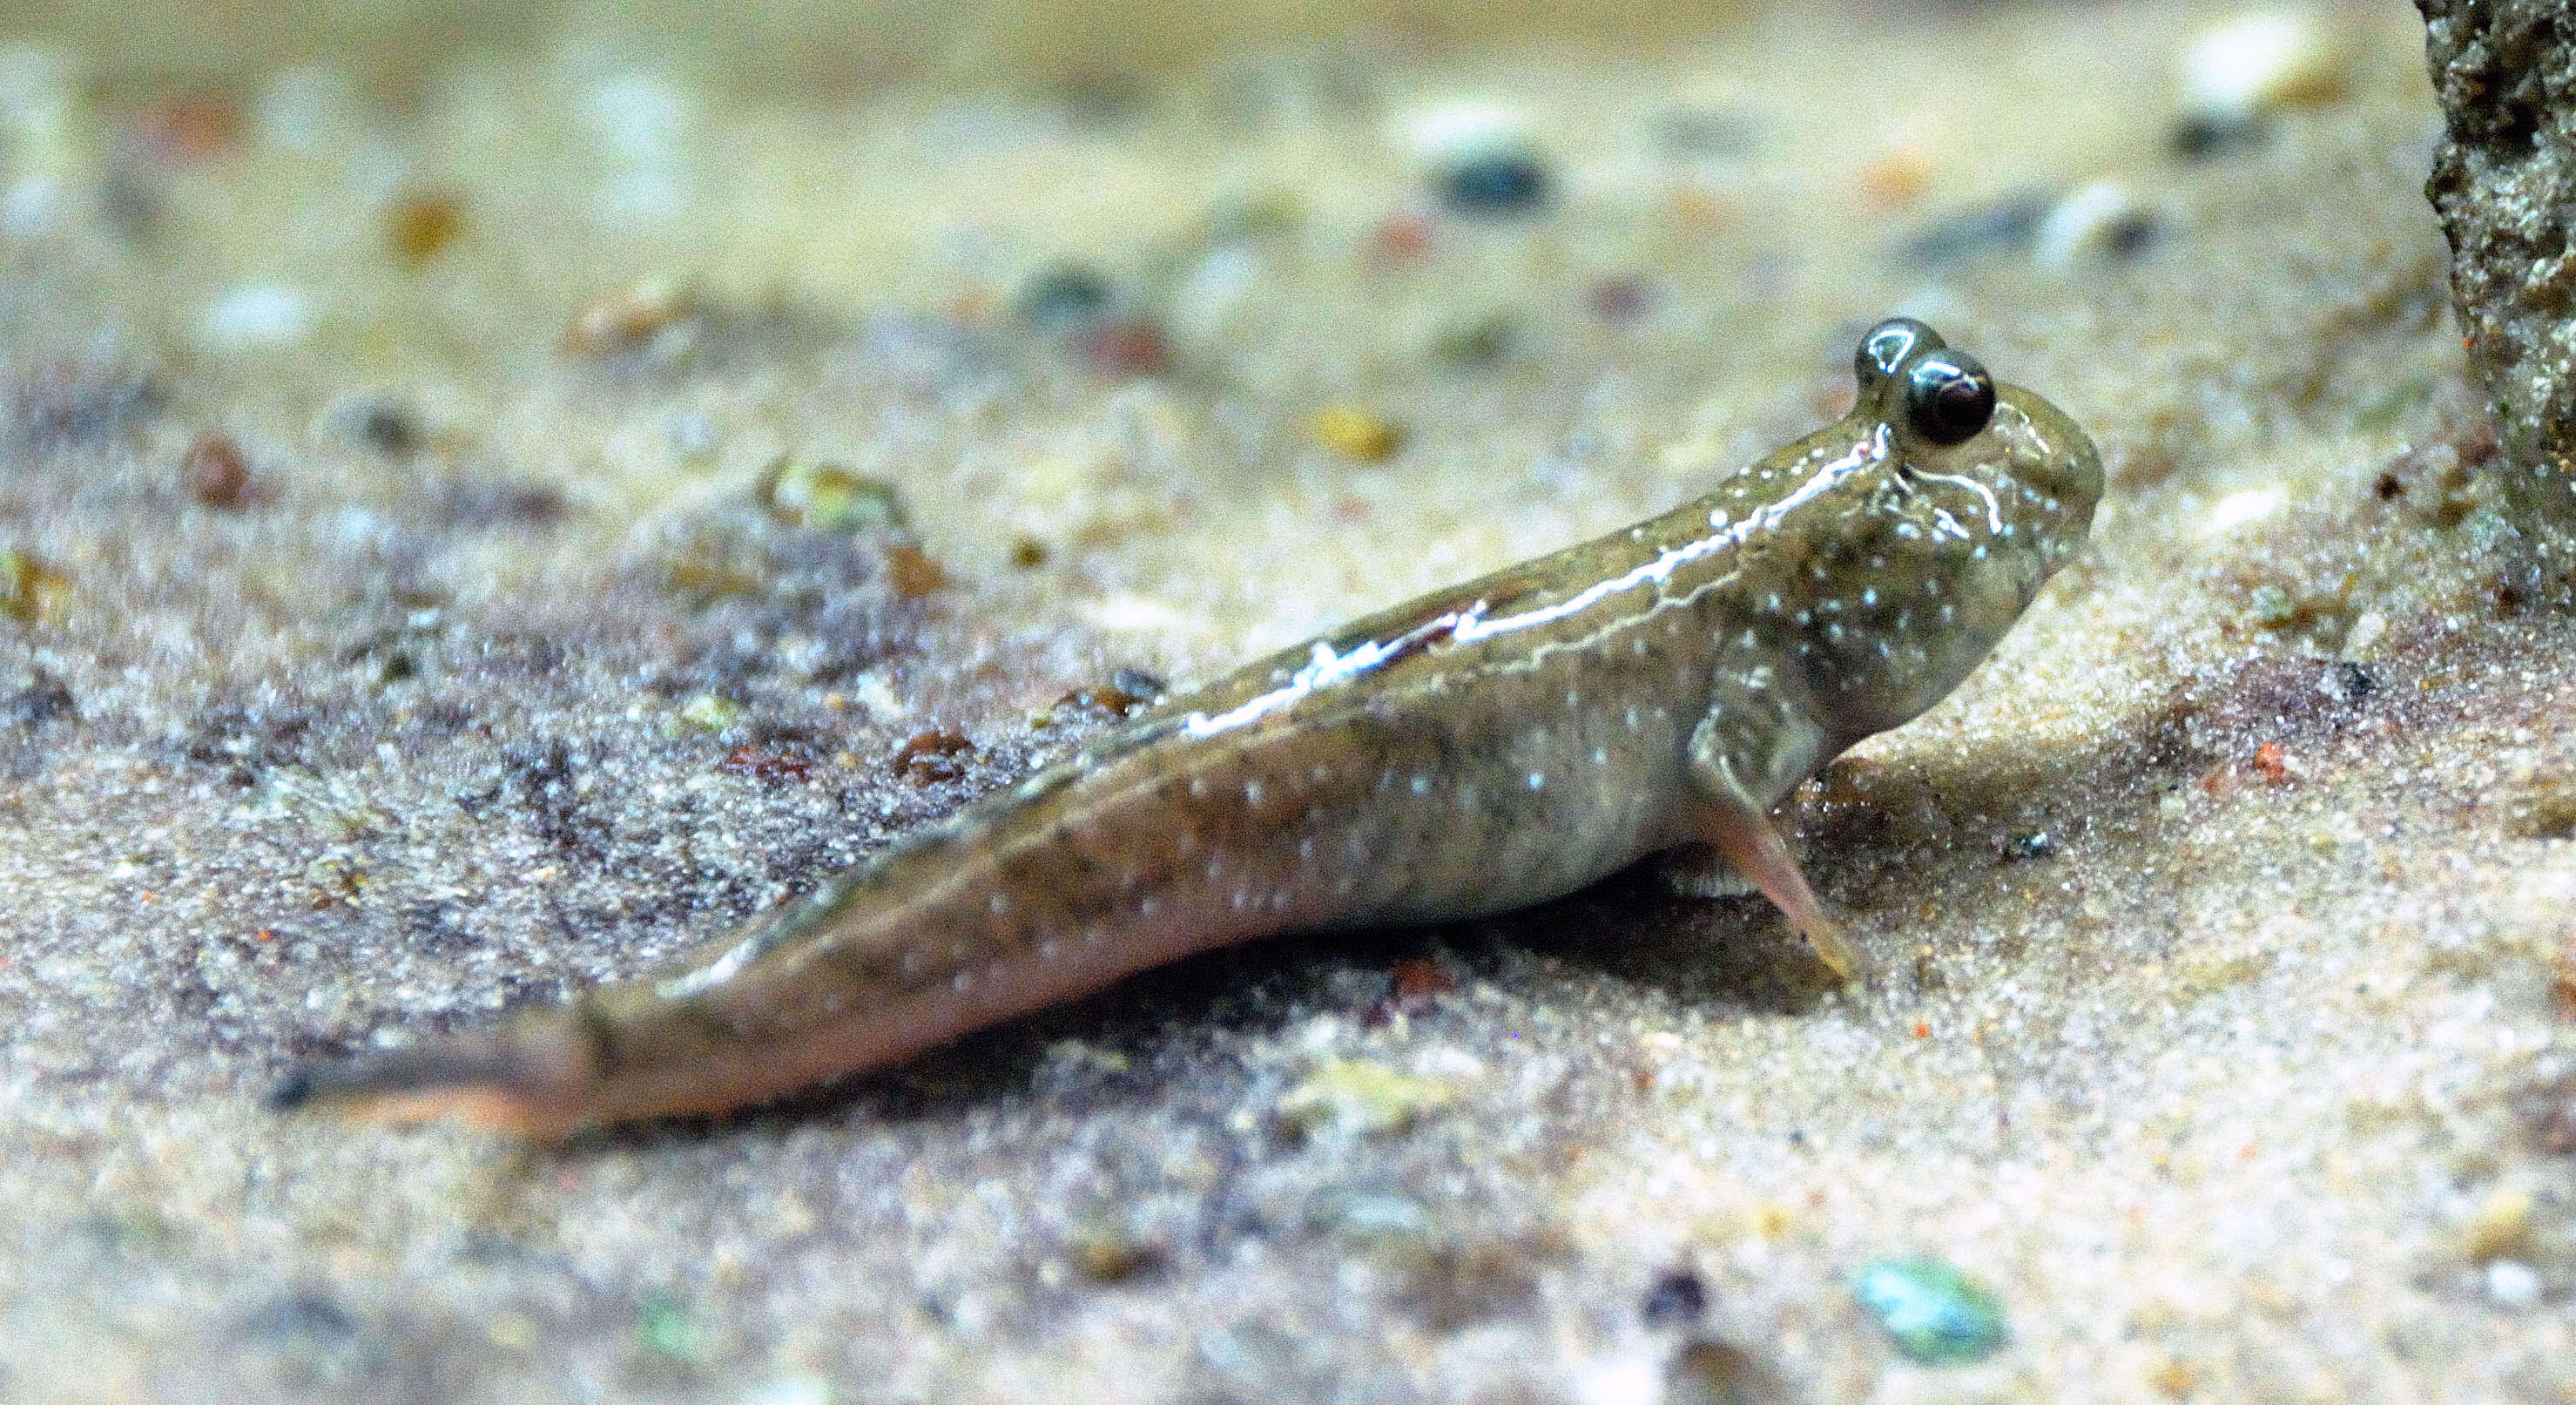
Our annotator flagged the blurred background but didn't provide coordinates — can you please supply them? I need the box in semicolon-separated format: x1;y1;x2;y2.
3;0;1768;92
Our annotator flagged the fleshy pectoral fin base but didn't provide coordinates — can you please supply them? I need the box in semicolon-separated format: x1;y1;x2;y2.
1685;691;1860;983
1696;806;1862;983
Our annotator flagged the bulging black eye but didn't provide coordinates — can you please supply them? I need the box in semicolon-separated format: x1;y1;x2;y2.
1903;351;1994;445
1856;316;1943;384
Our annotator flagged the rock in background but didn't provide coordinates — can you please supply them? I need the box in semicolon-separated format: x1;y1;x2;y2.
2418;0;2576;547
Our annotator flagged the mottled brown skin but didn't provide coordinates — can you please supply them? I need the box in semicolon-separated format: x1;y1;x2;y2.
273;319;2102;1134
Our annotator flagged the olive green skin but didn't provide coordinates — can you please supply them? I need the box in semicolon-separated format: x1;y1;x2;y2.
276;319;2101;1133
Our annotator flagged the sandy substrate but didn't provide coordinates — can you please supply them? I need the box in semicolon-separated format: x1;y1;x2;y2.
0;2;2568;1401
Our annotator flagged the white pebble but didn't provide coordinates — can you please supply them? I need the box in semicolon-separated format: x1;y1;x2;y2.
737;1376;832;1405
1169;245;1262;350
2206;487;2281;534
2035;181;2152;269
200;286;314;350
2182;11;2344;122
1419;1045;1486;1078
1395;99;1531;165
1570;1354;1660;1405
0;46;86;237
2485;1260;2543;1310
665;409;719;459
1088;593;1185;632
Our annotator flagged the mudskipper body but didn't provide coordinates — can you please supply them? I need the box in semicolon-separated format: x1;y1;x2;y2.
274;317;2103;1134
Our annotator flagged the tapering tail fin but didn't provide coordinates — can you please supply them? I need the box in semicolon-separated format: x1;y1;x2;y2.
267;1023;591;1135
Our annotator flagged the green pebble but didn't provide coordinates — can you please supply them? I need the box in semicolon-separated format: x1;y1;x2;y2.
635;1294;698;1361
2247;584;2298;627
0;548;64;624
1278;1057;1453;1139
1851;1256;2008;1364
759;457;907;535
1433;313;1518;368
1017;265;1114;330
674;693;745;733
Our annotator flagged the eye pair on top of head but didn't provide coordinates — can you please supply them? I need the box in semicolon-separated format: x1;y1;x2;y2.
1856;316;1995;447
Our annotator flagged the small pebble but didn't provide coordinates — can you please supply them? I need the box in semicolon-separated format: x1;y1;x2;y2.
1433;312;1518;367
1387;955;1455;1008
882;542;945;598
1899;188;2056;267
1369;212;1435;267
1857;148;1932;211
736;1376;832;1405
2171;112;2268;160
2148;1358;2200;1398
563;274;697;356
138;93;242;166
2246;584;2299;629
0;547;64;624
1050;679;1145;723
2033;181;2156;268
2485;1260;2543;1310
757;457;907;535
666;409;719;460
179;433;251;508
1065;1210;1166;1282
486;1312;536;1351
1017;264;1114;331
1111;667;1166;702
1402;102;1551;217
2462;1188;2534;1262
1656;105;1755;158
199;285;312;350
2180;11;2344;125
1572;1354;1658;1405
634;1295;698;1361
673;693;745;734
1312;405;1404;463
1076;319;1171;377
1587;275;1653;322
320;397;421;457
1278;1057;1453;1139
1640;1269;1707;1327
1851;1256;2009;1364
717;745;813;785
892;728;973;783
384;189;464;265
1438;150;1551;216
1170;246;1261;347
1999;830;2056;863
2206;487;2281;534
2523;1074;2576;1153
2172;10;2343;157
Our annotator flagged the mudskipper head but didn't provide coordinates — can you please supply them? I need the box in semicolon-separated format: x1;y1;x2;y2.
1796;316;2103;739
